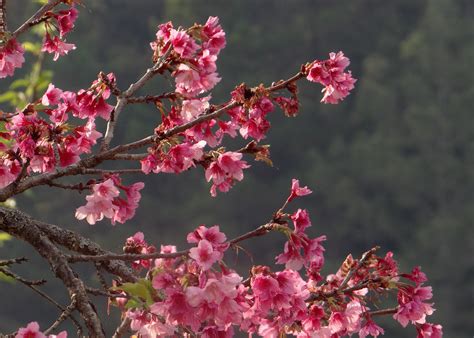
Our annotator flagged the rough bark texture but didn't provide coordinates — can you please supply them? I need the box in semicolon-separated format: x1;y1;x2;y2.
0;206;137;336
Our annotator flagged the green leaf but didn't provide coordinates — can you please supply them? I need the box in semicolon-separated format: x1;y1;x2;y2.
111;278;155;307
10;79;30;90
0;271;14;283
22;42;42;55
0;91;18;104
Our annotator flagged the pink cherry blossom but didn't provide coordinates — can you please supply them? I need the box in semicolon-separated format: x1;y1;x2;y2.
189;239;222;270
0;159;19;188
205;152;250;196
15;321;66;338
75;89;113;120
359;320;385;338
291;208;312;234
142;140;206;174
75;178;144;225
15;321;46;338
288;178;312;202
170;29;199;58
416;323;443;338
42;34;76;61
0;39;25;78
41;84;63;106
201;16;226;55
111;182;145;225
181;96;210;122
75;193;118;225
56;7;79;38
187;225;227;246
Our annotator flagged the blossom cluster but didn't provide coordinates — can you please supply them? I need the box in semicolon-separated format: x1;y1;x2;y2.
141;18;357;201
101;180;443;337
0;39;25;78
1;4;443;337
306;51;357;104
75;175;144;225
0;74;114;188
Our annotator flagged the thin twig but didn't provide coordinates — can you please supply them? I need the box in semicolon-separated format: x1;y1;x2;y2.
12;0;61;39
112;317;131;338
0;257;27;266
0;266;83;334
369;307;398;317
43;295;77;335
46;181;91;191
0;267;46;285
86;286;129;299
82;168;143;175
101;48;172;150
126;92;177;104
112;153;148;161
94;262;109;290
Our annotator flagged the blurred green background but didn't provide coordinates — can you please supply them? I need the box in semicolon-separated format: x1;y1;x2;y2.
1;0;473;336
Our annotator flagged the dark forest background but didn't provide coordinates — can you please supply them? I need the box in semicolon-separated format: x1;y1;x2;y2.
1;0;473;336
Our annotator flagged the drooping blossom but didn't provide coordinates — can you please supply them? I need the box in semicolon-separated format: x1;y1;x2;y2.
42;34;76;61
111;182;145;224
174;63;221;97
75;179;119;224
75;178;144;225
56;7;79;38
359;319;385;338
0;39;25;78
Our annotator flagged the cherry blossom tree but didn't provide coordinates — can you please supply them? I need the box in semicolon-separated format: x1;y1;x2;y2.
0;1;442;337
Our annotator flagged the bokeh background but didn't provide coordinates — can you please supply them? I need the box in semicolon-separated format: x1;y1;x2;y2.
1;0;473;336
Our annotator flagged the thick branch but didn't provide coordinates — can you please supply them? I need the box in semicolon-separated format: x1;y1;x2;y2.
33;216;137;283
0;207;104;336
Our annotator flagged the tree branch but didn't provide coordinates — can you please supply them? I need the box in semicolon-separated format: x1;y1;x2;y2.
0;69;305;202
12;0;61;39
67;223;276;263
101;48;172;150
